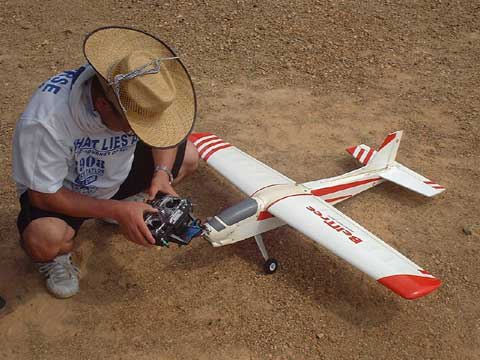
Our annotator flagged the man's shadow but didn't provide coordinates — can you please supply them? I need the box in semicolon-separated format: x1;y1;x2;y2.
72;220;149;306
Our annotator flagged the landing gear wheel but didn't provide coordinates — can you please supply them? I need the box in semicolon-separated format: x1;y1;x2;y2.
264;258;278;274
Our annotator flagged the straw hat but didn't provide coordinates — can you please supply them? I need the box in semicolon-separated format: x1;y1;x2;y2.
83;26;196;148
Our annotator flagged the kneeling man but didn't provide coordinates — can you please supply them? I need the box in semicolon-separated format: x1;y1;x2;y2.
12;27;198;298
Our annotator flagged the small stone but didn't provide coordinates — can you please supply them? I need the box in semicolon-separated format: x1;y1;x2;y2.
462;226;472;235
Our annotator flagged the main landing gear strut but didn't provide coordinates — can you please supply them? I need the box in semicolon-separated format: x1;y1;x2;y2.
254;234;278;274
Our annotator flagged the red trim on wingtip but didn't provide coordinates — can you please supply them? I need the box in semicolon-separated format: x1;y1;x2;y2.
188;132;213;143
378;133;397;151
378;275;441;300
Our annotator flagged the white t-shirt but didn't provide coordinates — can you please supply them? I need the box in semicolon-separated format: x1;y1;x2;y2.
12;65;139;199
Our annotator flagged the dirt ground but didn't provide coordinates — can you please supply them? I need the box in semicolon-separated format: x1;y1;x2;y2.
0;0;479;359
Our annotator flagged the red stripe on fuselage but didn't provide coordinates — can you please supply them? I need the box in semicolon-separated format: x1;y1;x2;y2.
325;195;353;203
311;178;382;197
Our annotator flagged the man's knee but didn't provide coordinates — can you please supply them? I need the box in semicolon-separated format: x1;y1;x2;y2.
22;217;75;262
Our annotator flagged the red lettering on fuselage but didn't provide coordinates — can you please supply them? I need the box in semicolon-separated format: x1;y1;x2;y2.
306;206;363;244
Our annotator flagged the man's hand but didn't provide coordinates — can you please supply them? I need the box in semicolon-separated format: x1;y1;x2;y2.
111;201;158;247
148;170;178;200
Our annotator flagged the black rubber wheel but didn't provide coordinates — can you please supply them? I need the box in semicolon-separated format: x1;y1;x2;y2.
264;258;279;274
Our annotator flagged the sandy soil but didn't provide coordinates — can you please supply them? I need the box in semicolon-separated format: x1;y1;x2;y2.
0;0;479;359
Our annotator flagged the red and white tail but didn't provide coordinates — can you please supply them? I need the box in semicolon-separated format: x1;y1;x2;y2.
346;131;401;168
346;144;377;166
348;131;445;197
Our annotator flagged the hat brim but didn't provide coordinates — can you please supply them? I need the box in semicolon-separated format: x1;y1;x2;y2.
83;26;197;148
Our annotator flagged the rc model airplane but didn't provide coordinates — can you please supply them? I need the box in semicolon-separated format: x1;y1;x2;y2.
188;131;444;300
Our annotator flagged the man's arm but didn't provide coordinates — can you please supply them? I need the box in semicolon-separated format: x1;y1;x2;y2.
28;188;157;246
148;146;179;199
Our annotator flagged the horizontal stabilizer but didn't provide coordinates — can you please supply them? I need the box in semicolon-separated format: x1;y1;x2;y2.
379;164;445;197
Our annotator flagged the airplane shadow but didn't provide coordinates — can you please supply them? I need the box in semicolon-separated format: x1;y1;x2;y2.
165;163;409;328
166;225;402;328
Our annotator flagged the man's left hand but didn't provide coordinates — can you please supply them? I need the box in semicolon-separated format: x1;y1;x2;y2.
148;170;178;200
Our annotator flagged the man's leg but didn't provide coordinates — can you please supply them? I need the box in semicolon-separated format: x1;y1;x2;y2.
17;192;83;298
22;217;75;262
172;141;199;185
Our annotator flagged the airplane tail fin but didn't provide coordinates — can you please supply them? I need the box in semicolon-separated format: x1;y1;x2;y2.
347;131;445;197
346;131;402;169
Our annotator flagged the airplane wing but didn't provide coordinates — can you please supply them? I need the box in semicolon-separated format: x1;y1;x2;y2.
189;132;294;196
267;194;441;299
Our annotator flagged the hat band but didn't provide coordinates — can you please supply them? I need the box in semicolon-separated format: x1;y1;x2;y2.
108;56;179;113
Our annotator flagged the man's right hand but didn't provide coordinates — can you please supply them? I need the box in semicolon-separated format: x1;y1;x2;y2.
28;187;158;248
110;201;158;247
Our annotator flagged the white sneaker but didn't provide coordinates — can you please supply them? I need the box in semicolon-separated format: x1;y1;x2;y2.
37;253;80;299
102;192;148;225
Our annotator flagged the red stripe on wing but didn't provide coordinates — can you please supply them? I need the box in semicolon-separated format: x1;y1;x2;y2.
198;139;224;157
204;144;232;161
189;132;213;143
196;137;222;150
